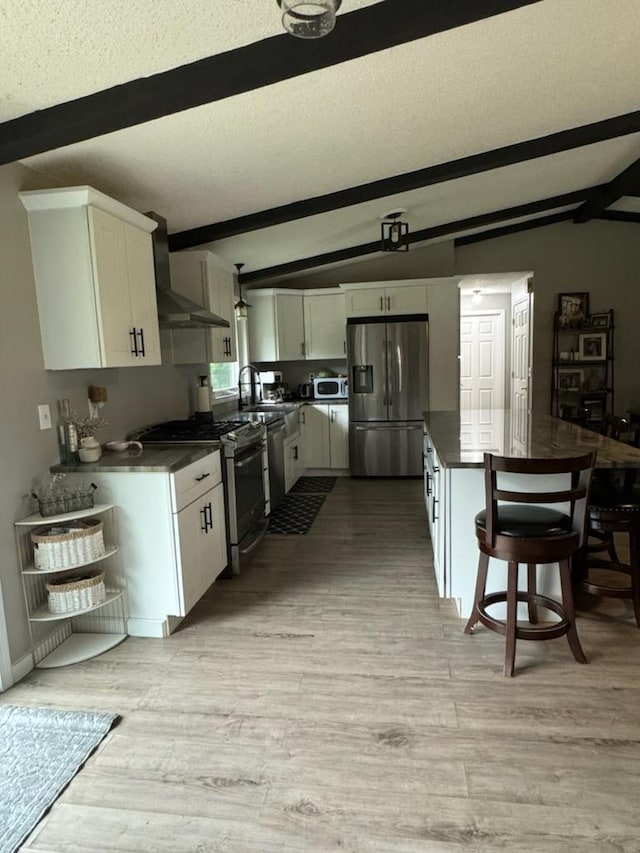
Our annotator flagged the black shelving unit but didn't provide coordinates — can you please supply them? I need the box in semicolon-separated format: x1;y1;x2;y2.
550;308;614;427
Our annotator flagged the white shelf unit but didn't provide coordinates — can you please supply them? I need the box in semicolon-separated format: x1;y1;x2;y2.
15;503;127;668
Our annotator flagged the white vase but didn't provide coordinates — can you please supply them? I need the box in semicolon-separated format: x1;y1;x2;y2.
78;436;102;463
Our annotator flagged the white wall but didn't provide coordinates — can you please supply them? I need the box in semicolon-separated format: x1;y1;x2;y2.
0;162;201;674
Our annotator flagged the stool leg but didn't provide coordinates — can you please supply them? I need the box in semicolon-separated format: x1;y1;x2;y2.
465;552;489;634
504;561;518;677
559;558;587;664
629;526;640;628
527;563;538;624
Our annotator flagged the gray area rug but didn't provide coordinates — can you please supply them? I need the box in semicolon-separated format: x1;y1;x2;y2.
0;704;119;852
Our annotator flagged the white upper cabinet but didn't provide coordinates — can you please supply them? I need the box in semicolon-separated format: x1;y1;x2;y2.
247;289;305;362
303;291;346;359
248;288;345;362
169;250;237;365
341;282;429;318
20;186;160;369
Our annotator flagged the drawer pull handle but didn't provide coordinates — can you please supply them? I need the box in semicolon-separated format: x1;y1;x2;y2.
195;472;210;482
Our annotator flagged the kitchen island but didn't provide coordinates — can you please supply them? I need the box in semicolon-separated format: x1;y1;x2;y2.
423;409;640;619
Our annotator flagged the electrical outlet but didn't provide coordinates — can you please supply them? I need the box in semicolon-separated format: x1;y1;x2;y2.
37;404;52;430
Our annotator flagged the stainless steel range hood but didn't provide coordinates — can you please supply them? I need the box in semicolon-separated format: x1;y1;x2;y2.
147;212;230;330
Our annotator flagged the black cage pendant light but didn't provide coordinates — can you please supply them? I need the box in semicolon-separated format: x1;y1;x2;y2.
234;263;251;319
381;210;409;252
277;0;342;39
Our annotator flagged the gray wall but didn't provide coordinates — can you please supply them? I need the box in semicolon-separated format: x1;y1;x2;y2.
0;163;201;668
281;220;640;416
454;220;640;415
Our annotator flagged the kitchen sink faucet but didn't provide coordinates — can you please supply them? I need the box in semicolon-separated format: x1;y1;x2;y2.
237;364;262;410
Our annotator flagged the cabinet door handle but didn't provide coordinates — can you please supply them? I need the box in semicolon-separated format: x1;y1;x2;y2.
432;497;439;521
301;410;306;425
137;328;146;357
343;340;346;354
195;472;210;482
425;471;431;496
380;296;384;312
130;328;139;356
330;410;336;423
293;446;299;460
301;341;306;356
387;295;391;311
200;505;210;532
206;502;213;532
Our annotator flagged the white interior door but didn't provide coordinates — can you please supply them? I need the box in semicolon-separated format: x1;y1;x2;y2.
511;293;533;454
459;311;505;450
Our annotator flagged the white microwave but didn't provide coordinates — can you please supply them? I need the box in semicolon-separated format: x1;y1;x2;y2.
313;377;348;399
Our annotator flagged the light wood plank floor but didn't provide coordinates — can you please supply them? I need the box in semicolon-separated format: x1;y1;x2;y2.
4;478;640;852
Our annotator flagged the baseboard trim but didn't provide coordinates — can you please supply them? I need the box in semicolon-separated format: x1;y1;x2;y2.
127;617;171;638
12;651;34;685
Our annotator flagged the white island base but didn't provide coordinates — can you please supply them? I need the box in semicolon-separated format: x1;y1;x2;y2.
423;409;640;621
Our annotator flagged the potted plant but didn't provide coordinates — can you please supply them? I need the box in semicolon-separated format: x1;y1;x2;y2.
74;415;107;462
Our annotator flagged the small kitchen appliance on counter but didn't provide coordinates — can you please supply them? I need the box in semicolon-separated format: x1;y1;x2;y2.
313;376;348;399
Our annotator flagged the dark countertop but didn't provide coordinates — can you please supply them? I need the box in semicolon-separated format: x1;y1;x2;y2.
51;443;220;474
424;409;640;469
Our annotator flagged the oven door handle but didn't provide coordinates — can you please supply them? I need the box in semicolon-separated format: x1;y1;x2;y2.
234;446;263;468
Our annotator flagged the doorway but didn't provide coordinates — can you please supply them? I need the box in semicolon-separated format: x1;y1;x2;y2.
459;274;534;453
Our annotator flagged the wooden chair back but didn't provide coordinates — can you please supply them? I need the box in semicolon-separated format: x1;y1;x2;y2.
483;452;597;548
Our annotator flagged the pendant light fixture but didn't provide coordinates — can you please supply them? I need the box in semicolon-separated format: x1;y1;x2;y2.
234;263;251;319
277;0;341;39
380;209;409;252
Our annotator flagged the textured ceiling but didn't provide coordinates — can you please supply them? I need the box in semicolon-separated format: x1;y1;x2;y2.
3;0;640;279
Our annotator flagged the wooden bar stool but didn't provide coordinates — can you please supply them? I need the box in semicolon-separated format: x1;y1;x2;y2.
465;451;596;676
579;418;640;627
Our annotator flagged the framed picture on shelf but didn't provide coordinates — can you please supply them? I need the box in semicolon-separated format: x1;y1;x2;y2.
578;332;607;361
558;292;589;327
557;368;584;391
589;312;611;328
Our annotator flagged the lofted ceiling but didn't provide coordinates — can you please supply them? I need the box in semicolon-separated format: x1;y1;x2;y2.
3;0;640;284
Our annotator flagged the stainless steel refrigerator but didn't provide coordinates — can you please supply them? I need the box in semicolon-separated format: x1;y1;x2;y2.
347;315;429;476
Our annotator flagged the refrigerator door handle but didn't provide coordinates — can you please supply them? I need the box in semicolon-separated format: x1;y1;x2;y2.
353;424;421;431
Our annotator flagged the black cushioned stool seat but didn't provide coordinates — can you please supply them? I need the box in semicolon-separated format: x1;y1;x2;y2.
465;451;596;677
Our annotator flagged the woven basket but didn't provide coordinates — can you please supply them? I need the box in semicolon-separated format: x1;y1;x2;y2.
46;570;106;614
31;518;104;570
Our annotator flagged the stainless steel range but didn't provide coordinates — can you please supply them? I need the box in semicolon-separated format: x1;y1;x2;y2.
133;418;269;575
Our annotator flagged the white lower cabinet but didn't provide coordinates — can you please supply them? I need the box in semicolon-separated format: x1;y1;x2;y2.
175;479;227;614
64;450;228;637
423;430;446;598
15;503;127;668
302;404;349;470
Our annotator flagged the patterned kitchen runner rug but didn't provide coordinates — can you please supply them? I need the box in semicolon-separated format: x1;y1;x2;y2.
268;493;327;534
0;704;120;853
288;476;337;494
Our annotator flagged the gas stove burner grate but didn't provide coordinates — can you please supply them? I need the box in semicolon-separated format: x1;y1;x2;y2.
137;419;241;442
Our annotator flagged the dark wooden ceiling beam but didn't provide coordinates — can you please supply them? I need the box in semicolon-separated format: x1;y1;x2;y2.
171;111;640;250
240;187;592;283
454;211;574;247
0;0;543;167
597;210;640;224
573;156;640;222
